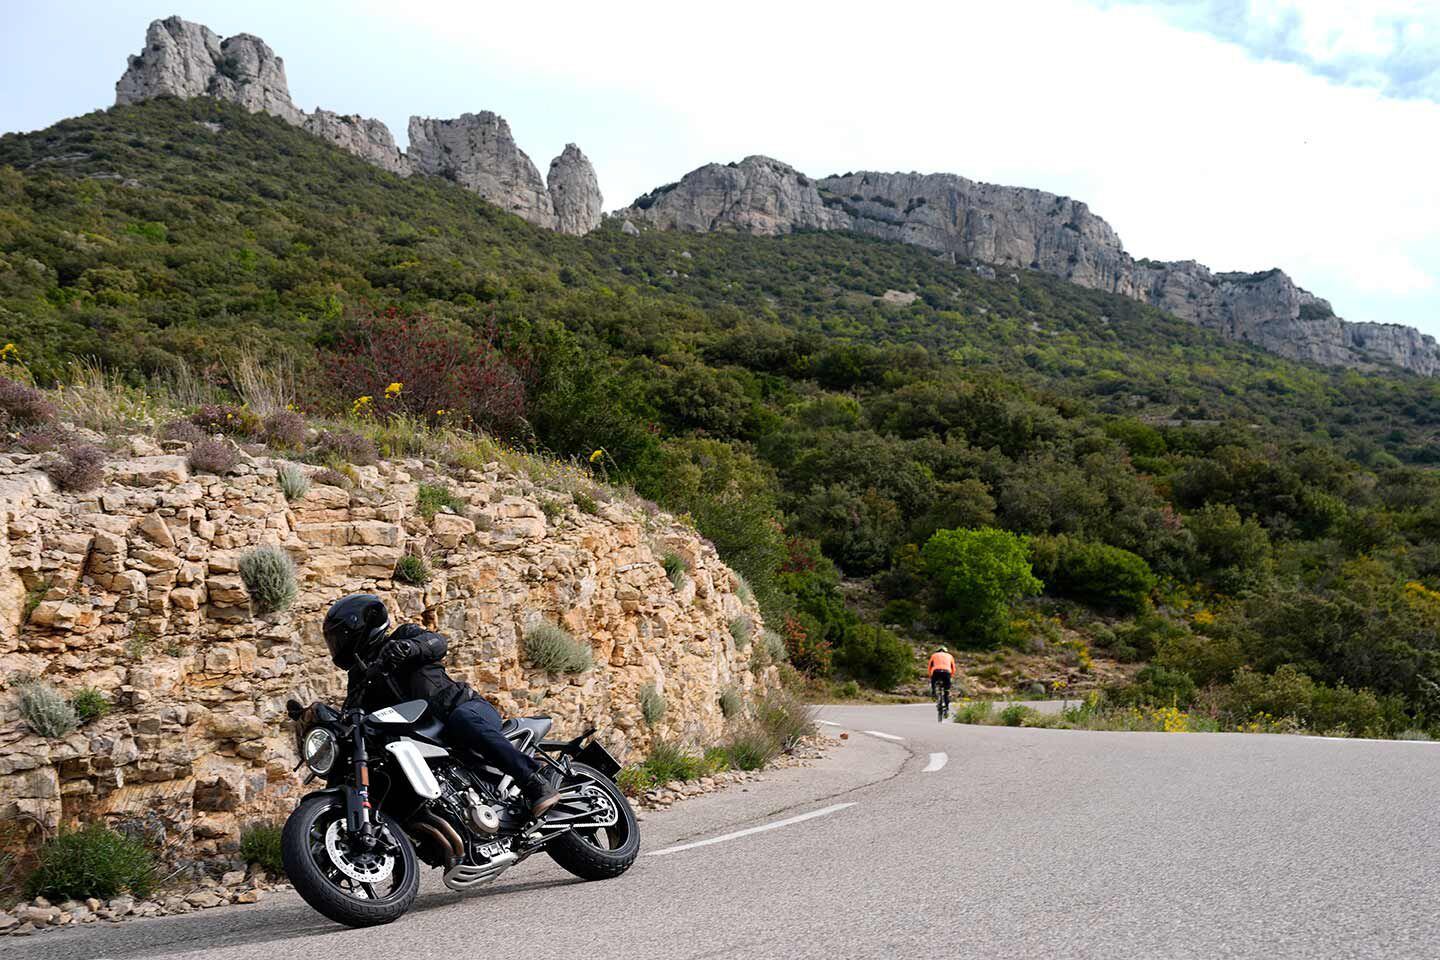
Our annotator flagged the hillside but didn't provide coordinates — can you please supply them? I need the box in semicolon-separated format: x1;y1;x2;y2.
3;99;1440;735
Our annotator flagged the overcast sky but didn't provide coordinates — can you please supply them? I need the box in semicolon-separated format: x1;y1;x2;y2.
4;1;1438;336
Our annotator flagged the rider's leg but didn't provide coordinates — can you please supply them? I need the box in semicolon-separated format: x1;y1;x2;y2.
443;698;559;816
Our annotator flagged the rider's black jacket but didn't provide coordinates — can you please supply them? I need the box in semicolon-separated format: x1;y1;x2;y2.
343;624;478;718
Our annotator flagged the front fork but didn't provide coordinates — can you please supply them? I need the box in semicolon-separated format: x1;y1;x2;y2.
345;714;376;843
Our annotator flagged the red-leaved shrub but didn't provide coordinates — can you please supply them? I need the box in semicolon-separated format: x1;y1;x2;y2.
321;310;527;434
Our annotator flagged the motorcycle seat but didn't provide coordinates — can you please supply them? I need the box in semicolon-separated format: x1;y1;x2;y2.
500;716;553;743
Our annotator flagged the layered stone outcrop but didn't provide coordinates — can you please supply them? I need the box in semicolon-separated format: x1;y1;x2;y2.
548;144;604;236
621;163;1440;376
115;17;602;232
407;114;556;230
0;440;767;858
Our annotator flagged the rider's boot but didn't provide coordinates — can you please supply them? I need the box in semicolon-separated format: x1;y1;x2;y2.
523;768;561;818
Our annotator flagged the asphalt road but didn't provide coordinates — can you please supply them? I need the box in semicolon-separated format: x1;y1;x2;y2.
9;704;1440;960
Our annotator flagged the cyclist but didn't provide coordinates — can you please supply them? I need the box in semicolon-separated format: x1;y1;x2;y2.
928;646;957;705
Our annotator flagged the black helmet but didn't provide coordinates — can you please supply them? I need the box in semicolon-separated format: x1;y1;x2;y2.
323;593;391;669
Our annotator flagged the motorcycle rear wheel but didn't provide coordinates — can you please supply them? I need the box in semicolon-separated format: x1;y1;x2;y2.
281;793;420;927
546;762;640;880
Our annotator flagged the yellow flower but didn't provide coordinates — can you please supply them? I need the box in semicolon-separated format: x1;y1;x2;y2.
0;343;18;362
352;395;373;416
1192;609;1216;626
588;448;605;463
385;382;403;398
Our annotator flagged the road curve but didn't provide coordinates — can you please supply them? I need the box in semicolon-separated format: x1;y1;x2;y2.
10;703;1439;959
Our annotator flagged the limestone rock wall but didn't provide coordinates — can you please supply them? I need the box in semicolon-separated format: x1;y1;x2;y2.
548;144;604;236
0;442;766;859
407;114;557;230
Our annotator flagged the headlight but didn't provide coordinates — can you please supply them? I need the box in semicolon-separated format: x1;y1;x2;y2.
303;728;339;775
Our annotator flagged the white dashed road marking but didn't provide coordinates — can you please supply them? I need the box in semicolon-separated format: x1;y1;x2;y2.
819;720;843;726
864;730;905;741
646;803;857;857
923;752;948;773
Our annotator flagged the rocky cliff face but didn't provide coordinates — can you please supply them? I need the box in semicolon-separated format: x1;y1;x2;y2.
0;439;766;858
407;114;557;230
115;17;602;233
622;164;1440;376
548;144;604;236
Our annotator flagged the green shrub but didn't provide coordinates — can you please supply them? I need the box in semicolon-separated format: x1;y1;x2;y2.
922;527;1042;644
759;629;788;664
640;683;666;725
72;687;110;725
522;622;593;673
188;437;239;475
719;685;742;717
25;823;155;901
239;545;297;613
393;553;431;585
953;700;995;724
1225;664;1314;723
44;444;106;492
1030;535;1156;613
1110;665;1198;709
416;481;465;519
573;490;599;515
999;704;1035;726
752;689;816;748
725;722;780;770
539;498;564;523
276;463;309;501
661;552;688;589
833;622;913;690
239;822;285;876
728;616;752;649
834;679;861;700
17;681;78;737
640;740;697;782
615;766;655;796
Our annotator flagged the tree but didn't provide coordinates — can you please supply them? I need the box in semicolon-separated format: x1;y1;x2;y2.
921;527;1042;645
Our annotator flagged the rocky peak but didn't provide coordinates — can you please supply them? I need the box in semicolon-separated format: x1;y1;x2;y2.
407;113;557;230
302;110;411;177
547;144;603;236
623;156;844;235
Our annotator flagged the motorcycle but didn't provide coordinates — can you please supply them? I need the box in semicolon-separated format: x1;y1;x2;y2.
280;674;639;927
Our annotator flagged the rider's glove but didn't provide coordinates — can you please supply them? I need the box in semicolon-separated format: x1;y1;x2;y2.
381;638;417;670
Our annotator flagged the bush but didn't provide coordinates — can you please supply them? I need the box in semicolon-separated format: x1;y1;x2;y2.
728;616;752;649
44;444;106;492
922;527;1042;644
416;481;464;518
719;686;742;717
25;823;155;901
725;722;780;770
833;622;913;690
756;629;788;665
640;683;666;725
999;704;1035;726
159;419;207;444
752;689;816;749
1031;535;1156;613
615;766;653;796
18;428;61;452
188;437;239;475
953;700;994;724
661;552;688;589
72;687;110;725
17;681;78;737
261;411;307;449
276;463;310;501
1110;665;1198;709
0;375;57;426
239;823;285;876
394;553;431;585
191;403;260;436
573;490;599;515
239;545;297;613
316;429;378;466
522;622;593;673
640;740;698;782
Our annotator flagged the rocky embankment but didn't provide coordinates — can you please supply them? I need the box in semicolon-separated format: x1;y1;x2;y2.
619;158;1440;376
115;16;601;233
0;436;768;862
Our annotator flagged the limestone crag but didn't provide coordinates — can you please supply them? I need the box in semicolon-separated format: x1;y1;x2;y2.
547;144;604;236
622;163;1440;376
0;440;768;859
407;114;556;230
115;17;600;232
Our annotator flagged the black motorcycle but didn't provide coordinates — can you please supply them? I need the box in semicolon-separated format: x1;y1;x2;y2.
280;683;639;927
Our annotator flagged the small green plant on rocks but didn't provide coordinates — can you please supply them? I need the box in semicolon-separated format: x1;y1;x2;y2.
728;616;752;649
394;553;431;585
125;631;152;661
640;683;666;726
724;721;780;771
719;685;742;718
239;545;297;614
539;498;564;523
72;687;110;725
416;481;465;519
573;490;599;515
276;463;310;501
16;681;78;738
522;622;593;674
25;823;155;901
661;552;688;589
239;822;285;877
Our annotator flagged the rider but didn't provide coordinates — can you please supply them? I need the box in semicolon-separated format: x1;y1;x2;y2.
322;593;561;818
928;646;957;703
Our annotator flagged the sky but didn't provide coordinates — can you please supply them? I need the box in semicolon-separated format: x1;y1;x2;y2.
3;0;1438;336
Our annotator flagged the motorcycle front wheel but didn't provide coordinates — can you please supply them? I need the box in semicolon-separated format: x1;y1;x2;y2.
281;793;420;927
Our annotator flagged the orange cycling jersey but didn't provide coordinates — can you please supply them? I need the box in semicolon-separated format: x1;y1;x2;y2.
927;652;956;677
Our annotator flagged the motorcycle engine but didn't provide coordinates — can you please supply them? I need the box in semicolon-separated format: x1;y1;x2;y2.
435;768;501;835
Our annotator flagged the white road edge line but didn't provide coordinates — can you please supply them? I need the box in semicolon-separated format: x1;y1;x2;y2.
923;752;948;773
818;720;842;726
646;803;856;857
864;730;905;741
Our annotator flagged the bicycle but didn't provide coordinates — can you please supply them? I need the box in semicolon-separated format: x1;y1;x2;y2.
934;681;951;722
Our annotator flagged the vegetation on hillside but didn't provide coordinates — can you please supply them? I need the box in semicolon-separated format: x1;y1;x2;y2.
5;98;1440;735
